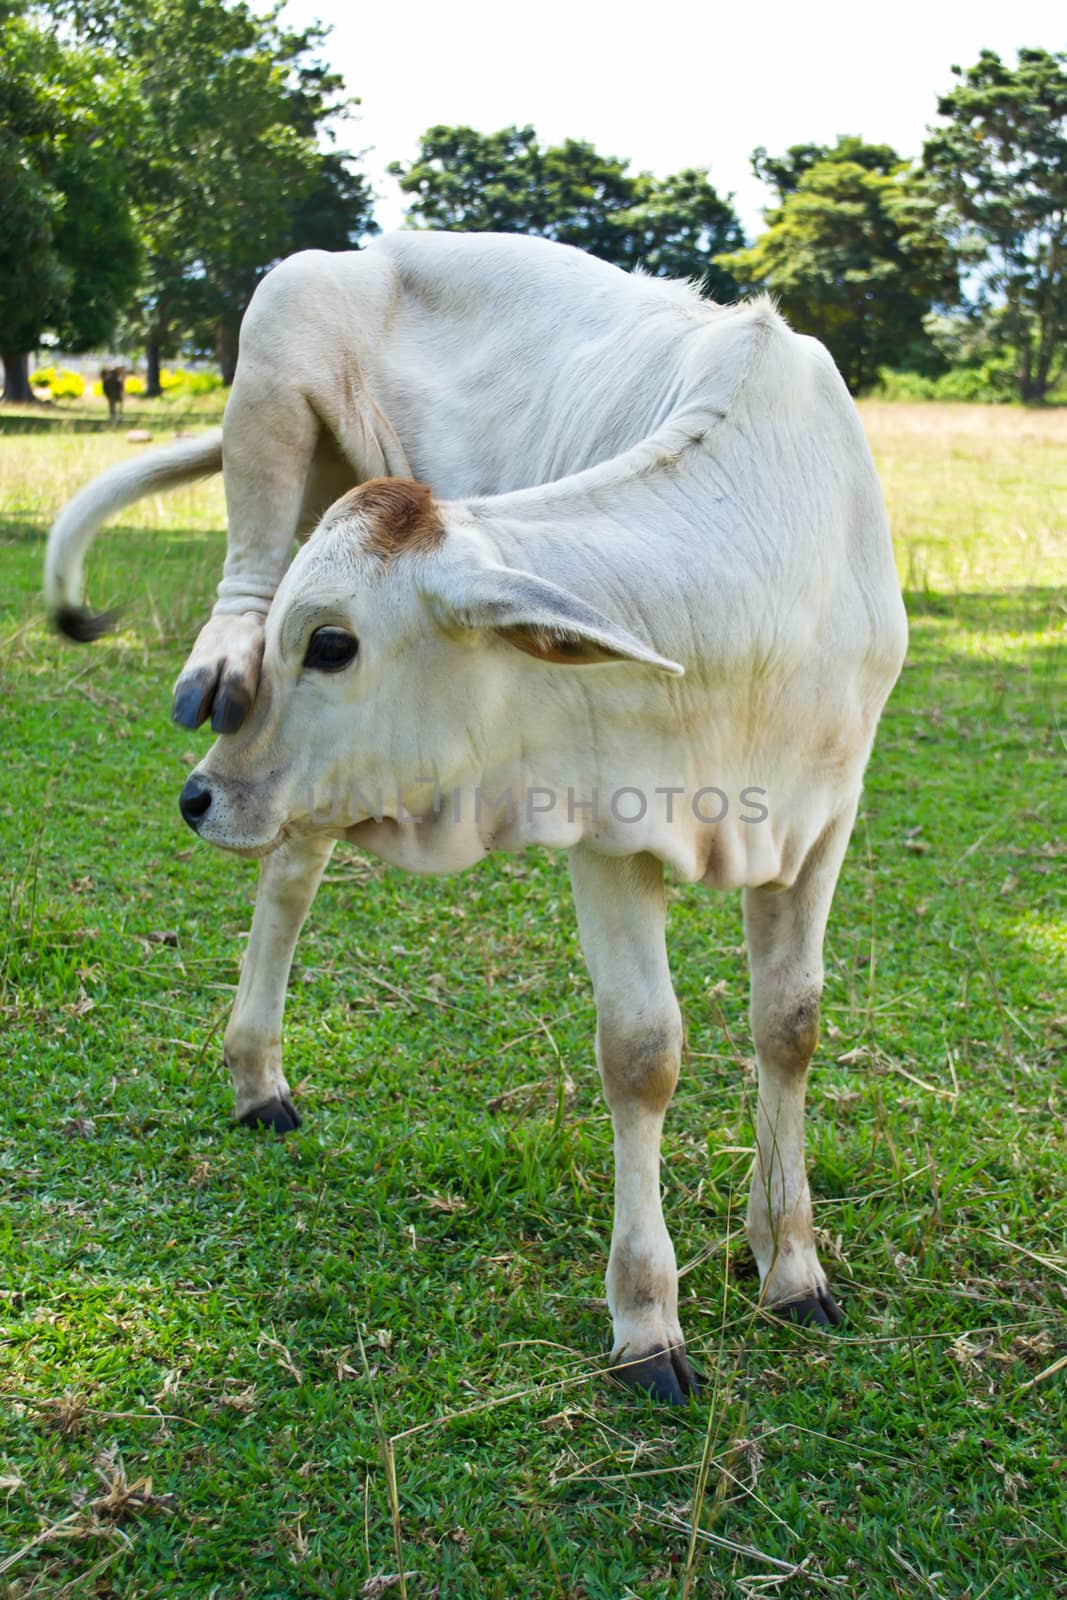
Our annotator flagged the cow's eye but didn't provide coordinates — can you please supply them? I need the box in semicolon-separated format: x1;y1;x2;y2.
303;627;359;672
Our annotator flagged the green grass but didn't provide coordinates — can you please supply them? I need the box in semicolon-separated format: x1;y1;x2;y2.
0;403;1064;1598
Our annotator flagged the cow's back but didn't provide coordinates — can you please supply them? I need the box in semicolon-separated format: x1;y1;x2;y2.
324;232;722;497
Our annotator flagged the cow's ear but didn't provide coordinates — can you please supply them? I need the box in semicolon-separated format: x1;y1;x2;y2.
425;563;684;675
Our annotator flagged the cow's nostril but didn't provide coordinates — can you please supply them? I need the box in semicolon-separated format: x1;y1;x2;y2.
179;776;212;829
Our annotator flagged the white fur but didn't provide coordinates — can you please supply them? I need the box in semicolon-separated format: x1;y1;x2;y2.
48;234;908;1385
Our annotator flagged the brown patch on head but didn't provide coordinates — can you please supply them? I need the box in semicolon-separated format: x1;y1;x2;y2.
331;477;443;563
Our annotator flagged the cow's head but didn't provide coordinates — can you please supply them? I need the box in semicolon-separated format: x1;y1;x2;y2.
178;478;682;855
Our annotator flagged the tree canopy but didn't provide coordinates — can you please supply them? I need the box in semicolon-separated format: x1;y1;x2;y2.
0;13;140;398
719;138;960;392
390;125;743;299
1;20;1063;404
922;47;1067;401
751;137;906;202
61;0;377;387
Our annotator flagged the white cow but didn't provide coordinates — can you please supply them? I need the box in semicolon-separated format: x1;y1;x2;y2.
45;233;907;1402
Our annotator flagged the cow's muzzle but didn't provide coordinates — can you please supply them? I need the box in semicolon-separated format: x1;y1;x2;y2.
179;775;213;831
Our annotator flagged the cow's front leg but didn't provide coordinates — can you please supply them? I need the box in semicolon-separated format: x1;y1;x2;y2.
569;846;695;1404
224;833;335;1131
742;808;855;1325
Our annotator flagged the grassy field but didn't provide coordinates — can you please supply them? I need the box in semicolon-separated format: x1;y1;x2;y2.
0;398;1064;1599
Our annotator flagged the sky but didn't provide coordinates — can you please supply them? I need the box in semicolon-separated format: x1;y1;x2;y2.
277;0;1063;239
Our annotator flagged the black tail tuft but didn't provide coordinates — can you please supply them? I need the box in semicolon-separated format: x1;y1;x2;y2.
54;605;122;643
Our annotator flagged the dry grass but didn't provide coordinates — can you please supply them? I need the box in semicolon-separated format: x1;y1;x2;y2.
0;430;226;535
859;401;1067;592
2;394;1063;596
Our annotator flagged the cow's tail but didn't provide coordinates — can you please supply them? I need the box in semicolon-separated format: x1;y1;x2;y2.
44;429;224;641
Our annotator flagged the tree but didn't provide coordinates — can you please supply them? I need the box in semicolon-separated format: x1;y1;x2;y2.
390;125;742;297
0;24;67;401
390;125;605;236
719;138;959;392
752;137;902;199
620;168;744;299
58;0;376;388
0;14;139;400
923;48;1067;402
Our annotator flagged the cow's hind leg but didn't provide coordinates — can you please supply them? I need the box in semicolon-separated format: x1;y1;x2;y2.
742;807;855;1326
173;257;404;734
224;833;334;1131
172;360;322;734
570;847;695;1404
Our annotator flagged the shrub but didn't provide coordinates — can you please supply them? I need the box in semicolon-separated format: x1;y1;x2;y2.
182;370;223;394
874;357;1018;403
157;367;223;394
29;366;85;400
28;362;223;403
112;368;222;397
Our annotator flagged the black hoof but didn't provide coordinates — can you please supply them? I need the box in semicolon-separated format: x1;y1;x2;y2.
769;1287;843;1328
172;667;219;730
609;1344;700;1405
210;681;252;735
238;1095;302;1134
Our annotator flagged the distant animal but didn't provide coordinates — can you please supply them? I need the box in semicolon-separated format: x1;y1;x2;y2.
44;234;907;1402
100;366;126;425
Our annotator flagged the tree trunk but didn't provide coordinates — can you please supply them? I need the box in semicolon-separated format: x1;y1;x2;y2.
1;349;33;403
216;315;240;387
1015;332;1038;403
1033;317;1056;403
145;334;163;399
1032;237;1062;403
